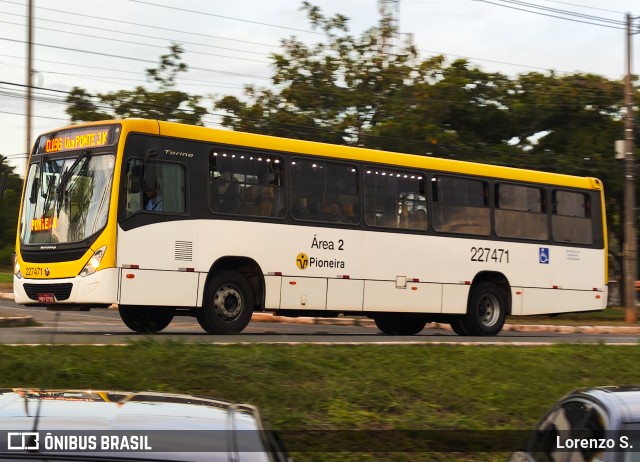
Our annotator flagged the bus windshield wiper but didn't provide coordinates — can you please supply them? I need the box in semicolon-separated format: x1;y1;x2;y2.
56;149;91;198
55;150;91;215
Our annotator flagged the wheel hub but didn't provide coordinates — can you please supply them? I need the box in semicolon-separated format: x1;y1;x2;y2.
213;285;242;319
478;294;499;327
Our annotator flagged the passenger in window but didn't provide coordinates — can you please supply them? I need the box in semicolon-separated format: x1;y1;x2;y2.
307;198;322;220
144;184;163;211
324;203;342;222
341;203;354;223
220;178;240;213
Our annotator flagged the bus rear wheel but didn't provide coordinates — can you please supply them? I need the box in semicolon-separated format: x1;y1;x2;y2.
460;282;507;336
449;317;470;336
197;270;254;334
374;315;428;335
119;306;174;333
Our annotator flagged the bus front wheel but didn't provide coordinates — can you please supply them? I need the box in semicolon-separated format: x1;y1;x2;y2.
461;282;507;336
119;306;174;333
197;271;254;334
374;315;428;335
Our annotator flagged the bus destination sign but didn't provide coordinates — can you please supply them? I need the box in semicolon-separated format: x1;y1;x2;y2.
35;125;120;155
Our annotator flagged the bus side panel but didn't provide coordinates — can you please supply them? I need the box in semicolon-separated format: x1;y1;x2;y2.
521;288;606;315
441;284;469;314
280;277;327;310
116;223;198;307
363;280;442;312
327;279;364;311
264;275;282;309
511;287;524;316
119;269;199;307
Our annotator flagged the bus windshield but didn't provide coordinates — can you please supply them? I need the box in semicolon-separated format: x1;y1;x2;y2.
20;153;115;245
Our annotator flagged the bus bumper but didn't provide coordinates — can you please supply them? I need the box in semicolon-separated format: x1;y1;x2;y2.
13;268;120;308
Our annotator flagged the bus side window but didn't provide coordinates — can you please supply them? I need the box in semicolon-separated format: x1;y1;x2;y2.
364;168;426;231
431;175;490;236
124;159;186;216
209;148;284;217
495;184;548;241
552;190;593;244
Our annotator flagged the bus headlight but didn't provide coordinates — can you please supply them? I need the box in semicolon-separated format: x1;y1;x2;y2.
79;246;107;278
13;254;22;279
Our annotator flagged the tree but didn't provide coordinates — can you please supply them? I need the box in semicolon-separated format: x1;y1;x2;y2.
0;158;23;267
66;44;208;125
216;1;420;145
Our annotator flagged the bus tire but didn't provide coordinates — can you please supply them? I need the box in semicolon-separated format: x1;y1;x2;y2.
449;317;471;336
462;282;507;336
119;306;174;333
197;270;254;334
374;315;427;336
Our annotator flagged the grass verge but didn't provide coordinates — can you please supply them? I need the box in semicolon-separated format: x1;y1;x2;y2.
0;342;639;461
0;272;12;284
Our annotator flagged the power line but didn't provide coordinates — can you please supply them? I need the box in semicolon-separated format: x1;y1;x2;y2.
0;19;270;64
497;0;625;25
0;70;625;118
0;11;275;55
0;53;247;89
0;37;272;81
474;0;628;30
534;0;626;16
0;108;67;120
0;1;626;90
0;0;281;48
128;0;324;36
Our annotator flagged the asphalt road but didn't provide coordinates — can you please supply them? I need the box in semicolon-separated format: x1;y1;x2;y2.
1;299;639;345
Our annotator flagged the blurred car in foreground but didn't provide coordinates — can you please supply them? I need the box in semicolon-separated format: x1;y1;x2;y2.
0;389;290;462
509;386;640;462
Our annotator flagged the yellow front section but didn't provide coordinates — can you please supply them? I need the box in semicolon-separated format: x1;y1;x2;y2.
13;120;160;306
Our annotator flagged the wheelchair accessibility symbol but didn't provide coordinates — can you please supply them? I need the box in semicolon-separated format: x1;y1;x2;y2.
539;247;550;264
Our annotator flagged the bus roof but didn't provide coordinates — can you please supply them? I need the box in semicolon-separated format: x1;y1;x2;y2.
47;118;603;190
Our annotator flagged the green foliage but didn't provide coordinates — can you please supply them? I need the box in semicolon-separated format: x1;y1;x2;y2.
216;2;420;145
0;159;22;267
0;273;12;283
65;43;207;125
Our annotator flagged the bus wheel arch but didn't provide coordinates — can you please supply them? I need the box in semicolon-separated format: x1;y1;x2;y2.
374;314;429;336
457;272;511;336
119;305;174;333
198;257;264;334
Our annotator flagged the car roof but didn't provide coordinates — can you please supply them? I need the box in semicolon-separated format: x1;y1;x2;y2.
0;389;278;462
565;386;640;423
0;389;262;430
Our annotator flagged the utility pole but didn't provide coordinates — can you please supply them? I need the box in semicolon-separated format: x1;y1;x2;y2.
623;13;638;322
26;0;33;161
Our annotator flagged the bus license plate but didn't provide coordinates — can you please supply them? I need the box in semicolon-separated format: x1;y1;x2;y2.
37;293;56;303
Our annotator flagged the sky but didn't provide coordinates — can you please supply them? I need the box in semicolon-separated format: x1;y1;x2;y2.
1;0;638;175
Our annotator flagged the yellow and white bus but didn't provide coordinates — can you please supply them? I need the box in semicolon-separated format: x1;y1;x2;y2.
13;119;607;336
